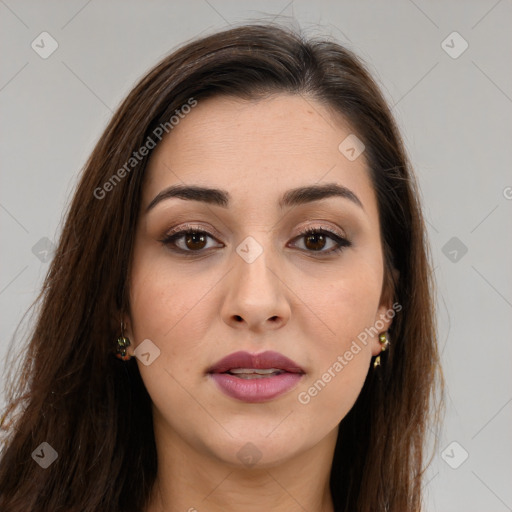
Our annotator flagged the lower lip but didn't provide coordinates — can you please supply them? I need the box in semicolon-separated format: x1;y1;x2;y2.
209;372;303;403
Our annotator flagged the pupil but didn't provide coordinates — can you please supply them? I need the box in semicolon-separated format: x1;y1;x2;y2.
187;233;206;250
306;233;325;251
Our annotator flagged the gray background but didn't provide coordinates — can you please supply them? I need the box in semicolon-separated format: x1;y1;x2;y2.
1;1;511;510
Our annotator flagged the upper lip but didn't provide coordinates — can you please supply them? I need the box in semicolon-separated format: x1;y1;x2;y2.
207;350;305;374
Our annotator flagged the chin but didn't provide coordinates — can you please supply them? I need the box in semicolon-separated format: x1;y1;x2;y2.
200;422;316;469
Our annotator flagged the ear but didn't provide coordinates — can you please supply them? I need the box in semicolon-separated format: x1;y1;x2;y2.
112;309;136;357
371;267;400;356
121;312;136;356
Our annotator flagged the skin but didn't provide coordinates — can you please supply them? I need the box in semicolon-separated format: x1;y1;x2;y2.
123;94;394;512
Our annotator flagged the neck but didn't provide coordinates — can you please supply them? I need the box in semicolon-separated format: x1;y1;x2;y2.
145;416;337;512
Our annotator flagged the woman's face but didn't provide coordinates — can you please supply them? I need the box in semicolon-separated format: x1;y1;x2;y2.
126;93;394;468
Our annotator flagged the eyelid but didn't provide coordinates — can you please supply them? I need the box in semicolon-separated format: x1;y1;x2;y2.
165;222;221;239
295;222;347;240
164;221;347;240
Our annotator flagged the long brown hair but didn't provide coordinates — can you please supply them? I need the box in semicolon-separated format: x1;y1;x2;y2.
0;23;443;511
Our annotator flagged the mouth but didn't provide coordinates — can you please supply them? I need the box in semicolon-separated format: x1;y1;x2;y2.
207;350;305;375
207;350;305;403
224;368;288;379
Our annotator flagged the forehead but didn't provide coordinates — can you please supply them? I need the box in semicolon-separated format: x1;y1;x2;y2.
142;94;377;217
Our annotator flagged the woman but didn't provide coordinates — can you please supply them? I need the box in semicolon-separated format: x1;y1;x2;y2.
0;23;443;511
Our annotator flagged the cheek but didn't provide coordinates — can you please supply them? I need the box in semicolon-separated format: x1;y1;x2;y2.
128;247;208;344
298;251;384;350
293;255;383;413
127;245;226;398
127;258;211;422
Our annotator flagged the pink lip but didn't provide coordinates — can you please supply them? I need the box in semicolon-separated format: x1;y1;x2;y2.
207;350;305;403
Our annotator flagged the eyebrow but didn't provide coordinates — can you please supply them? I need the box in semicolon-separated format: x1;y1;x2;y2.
145;182;364;213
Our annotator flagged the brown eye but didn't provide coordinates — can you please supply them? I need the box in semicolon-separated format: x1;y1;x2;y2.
304;232;327;251
183;232;208;251
292;227;352;255
160;229;221;253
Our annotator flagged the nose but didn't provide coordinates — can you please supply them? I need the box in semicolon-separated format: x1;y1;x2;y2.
220;239;291;333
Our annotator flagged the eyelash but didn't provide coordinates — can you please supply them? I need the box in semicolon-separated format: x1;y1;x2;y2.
159;224;352;256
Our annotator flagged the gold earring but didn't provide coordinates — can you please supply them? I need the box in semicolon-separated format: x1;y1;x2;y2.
115;320;132;361
373;331;390;369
